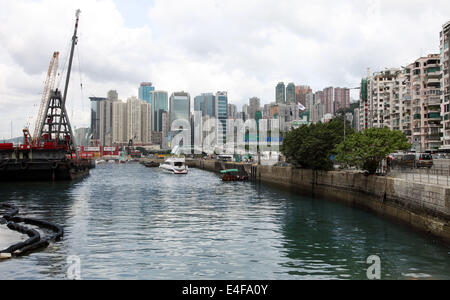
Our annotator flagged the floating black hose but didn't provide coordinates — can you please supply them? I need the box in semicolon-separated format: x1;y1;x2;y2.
0;204;63;257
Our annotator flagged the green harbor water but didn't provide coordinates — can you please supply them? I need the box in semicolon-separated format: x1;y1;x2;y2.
0;163;449;279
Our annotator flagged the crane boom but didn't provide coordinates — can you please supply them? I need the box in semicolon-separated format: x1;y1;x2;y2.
33;52;59;141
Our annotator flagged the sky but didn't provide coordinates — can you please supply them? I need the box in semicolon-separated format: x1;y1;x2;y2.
0;0;449;138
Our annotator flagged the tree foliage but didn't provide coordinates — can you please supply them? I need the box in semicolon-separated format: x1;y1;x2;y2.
281;119;353;170
335;127;410;174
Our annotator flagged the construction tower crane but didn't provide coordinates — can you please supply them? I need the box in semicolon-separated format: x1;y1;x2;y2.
33;51;59;142
39;9;80;158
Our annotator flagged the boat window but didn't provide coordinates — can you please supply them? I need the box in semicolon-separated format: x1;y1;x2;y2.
174;162;183;167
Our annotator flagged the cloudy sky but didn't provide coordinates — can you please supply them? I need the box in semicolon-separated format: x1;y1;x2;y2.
0;0;449;138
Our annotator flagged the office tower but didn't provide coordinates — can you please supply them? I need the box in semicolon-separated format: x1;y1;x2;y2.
194;93;216;118
138;82;155;103
216;91;228;145
74;127;90;147
169;91;191;126
89;96;106;144
151;91;169;132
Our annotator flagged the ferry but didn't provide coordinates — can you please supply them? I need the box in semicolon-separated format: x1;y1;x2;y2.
159;157;188;174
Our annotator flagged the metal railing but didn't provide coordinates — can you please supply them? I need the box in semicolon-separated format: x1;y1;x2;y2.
389;166;450;186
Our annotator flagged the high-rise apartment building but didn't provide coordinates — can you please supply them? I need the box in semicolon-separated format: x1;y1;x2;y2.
107;90;118;102
323;87;334;115
112;101;128;144
311;91;324;124
99;90;119;146
276;82;286;104
409;55;441;152
286;83;296;104
263;103;272;119
305;92;314;112
228;104;237;119
441;21;450;150
360;55;441;151
127;96;142;143
248;97;261;119
242;104;249;121
141;101;151;144
334;88;350;112
138;82;155;103
295;85;313;106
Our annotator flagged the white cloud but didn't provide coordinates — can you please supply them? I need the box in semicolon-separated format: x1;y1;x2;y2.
0;0;449;138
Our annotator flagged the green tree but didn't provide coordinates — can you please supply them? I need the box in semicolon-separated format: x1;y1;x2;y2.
281;119;353;170
335;127;410;175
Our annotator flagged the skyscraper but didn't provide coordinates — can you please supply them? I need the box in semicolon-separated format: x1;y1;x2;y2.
99;90;118;146
286;83;296;103
334;88;350;112
169;91;191;126
248;97;261;119
107;90;118;102
150;91;168;132
228;104;237;119
276;82;286;104
127;96;142;143
216;91;228;145
138;82;155;103
295;85;313;106
194;93;215;118
323;87;334;115
89;96;106;144
141;101;151;144
112;101;128;144
441;21;450;150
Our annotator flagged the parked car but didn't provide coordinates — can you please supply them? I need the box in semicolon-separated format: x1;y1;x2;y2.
415;153;433;168
393;154;415;169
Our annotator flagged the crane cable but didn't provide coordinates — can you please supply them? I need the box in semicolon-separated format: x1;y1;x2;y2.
77;37;85;113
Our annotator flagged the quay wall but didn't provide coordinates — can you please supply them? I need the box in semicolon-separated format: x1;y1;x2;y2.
187;159;450;244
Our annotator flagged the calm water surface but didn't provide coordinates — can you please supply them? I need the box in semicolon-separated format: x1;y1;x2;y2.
0;164;449;280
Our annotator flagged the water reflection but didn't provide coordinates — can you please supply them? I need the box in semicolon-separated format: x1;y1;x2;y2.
0;164;449;280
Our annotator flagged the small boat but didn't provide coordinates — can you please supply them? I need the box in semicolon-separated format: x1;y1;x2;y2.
221;169;249;182
143;161;159;168
159;157;188;174
95;159;106;165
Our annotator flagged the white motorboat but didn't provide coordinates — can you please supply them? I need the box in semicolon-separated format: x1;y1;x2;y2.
159;157;188;174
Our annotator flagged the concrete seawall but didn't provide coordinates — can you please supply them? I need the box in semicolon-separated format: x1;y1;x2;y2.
187;159;450;245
